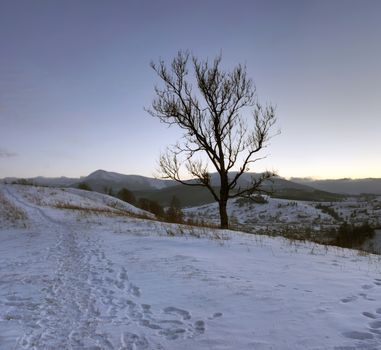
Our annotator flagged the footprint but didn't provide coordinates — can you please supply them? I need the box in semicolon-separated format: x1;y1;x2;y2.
119;267;128;281
358;293;375;301
163;306;191;320
92;333;114;349
369;329;381;336
341;296;358;303
139;319;162;330
159;328;186;340
361;284;374;290
362;312;377;319
158;319;184;326
194;320;205;334
209;312;223;319
121;332;149;349
369;320;381;329
342;331;374;340
129;284;141;297
115;280;124;289
141;304;152;314
126;300;143;319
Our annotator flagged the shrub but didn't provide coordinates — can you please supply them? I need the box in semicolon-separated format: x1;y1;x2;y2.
138;198;165;218
117;188;136;205
315;204;341;221
13;179;34;186
77;182;92;191
103;186;114;196
332;222;375;249
236;195;268;207
165;195;183;223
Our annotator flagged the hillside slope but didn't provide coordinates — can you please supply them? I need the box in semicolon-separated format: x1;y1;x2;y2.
1;184;381;349
292;177;381;195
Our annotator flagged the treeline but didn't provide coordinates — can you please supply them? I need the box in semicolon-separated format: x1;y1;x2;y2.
117;188;183;223
77;183;183;223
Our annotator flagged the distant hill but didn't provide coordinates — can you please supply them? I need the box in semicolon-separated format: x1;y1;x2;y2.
1;169;345;207
76;170;176;192
2;170;176;192
291;178;381;195
134;175;344;207
2;176;79;187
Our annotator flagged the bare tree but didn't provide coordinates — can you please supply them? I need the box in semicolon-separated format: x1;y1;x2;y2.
148;51;277;229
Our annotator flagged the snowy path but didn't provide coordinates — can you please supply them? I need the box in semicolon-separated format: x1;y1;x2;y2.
4;187;108;348
1;187;156;349
1;184;381;349
1;187;210;349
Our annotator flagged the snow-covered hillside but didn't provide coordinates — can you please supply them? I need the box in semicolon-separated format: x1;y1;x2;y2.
185;197;336;231
1;184;381;350
184;196;381;239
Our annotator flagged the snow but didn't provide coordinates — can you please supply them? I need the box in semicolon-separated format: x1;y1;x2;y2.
1;184;381;349
2;185;153;219
184;197;336;231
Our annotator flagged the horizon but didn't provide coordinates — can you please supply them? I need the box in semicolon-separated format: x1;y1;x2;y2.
1;168;380;182
1;0;380;179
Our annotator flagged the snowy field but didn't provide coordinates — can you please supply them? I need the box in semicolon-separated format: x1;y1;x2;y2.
1;184;381;350
184;196;381;242
184;196;335;229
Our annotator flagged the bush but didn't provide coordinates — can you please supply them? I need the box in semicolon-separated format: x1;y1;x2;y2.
332;222;375;249
77;182;92;191
103;186;114;196
138;198;165;218
117;188;136;205
165;196;183;223
315;204;341;221
236;195;268;207
13;179;34;186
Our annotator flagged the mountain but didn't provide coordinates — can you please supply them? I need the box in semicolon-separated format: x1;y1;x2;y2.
2;170;176;192
2;176;79;187
134;174;344;207
1;169;344;206
77;170;176;192
291;178;381;195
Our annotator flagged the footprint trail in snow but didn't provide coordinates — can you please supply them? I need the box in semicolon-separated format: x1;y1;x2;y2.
2;187;213;350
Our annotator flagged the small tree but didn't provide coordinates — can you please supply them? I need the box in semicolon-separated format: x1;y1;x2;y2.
104;186;114;196
138;198;165;218
166;195;183;223
117;188;136;205
148;51;277;229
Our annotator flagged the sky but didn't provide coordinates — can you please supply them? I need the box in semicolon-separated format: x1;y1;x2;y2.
0;0;380;180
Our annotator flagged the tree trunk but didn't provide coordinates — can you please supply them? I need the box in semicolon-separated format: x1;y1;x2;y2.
219;171;229;229
219;199;229;229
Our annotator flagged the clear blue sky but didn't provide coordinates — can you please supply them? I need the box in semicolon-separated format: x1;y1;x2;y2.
1;0;380;179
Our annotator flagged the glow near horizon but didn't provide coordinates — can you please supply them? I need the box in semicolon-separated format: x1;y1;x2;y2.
0;0;380;180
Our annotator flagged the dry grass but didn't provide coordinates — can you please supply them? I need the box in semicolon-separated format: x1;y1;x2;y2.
53;202;132;216
0;192;28;224
52;201;156;222
164;222;230;241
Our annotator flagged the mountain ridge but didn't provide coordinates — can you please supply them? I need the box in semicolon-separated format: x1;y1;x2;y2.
291;177;381;195
2;170;380;206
